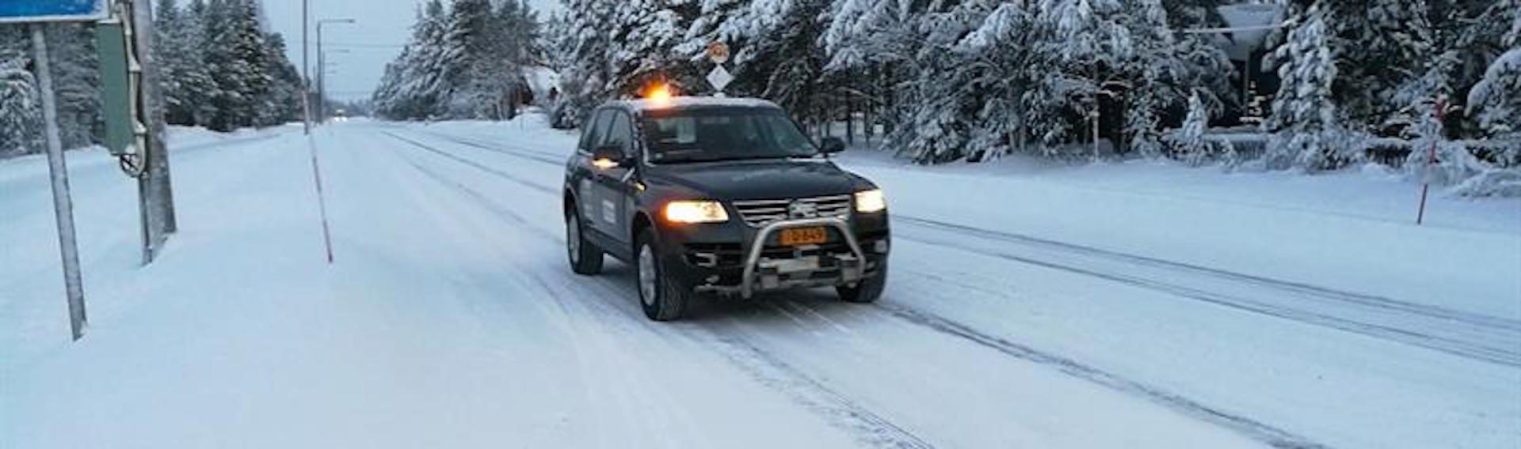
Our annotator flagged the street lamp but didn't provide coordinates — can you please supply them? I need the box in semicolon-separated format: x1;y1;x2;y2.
316;18;356;123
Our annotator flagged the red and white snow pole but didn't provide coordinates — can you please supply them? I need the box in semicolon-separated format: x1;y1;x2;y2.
1416;97;1446;226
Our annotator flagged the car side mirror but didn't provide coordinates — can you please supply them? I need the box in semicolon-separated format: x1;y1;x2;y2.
591;144;629;169
820;137;846;155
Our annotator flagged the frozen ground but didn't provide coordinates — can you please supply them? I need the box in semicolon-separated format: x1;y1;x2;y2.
3;115;1518;448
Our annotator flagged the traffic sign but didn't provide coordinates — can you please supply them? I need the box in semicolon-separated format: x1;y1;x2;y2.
706;65;734;93
706;41;730;65
0;0;110;23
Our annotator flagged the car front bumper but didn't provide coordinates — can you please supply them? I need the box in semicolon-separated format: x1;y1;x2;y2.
658;214;890;298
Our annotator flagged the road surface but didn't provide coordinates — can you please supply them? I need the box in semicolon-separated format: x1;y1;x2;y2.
4;118;1517;449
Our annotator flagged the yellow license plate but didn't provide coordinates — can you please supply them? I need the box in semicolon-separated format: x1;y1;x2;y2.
779;227;828;246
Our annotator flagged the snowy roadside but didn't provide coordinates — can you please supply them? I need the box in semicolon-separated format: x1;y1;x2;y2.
832;150;1521;322
1;125;305;368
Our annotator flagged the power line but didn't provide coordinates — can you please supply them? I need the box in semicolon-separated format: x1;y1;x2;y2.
324;41;406;48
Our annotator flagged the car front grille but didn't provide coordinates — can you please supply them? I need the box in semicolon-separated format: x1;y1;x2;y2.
731;194;852;227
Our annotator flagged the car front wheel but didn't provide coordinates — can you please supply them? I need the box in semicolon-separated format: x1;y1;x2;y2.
636;228;690;321
838;260;887;303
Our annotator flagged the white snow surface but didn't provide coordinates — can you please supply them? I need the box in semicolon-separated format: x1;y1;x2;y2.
3;115;1518;449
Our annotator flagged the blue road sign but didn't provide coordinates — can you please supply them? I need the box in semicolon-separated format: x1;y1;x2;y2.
0;0;109;23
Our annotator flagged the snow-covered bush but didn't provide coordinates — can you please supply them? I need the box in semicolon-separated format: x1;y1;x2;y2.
1166;91;1231;166
1404;106;1520;198
1176;92;1208;163
1452;169;1521;197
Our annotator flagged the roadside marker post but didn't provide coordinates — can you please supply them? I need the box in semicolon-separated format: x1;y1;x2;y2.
1416;97;1446;226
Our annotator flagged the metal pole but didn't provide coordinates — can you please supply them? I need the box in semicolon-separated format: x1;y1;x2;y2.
1242;53;1251;111
301;0;310;134
131;0;178;261
316;23;323;124
314;19;355;125
1416;98;1446;225
31;24;88;341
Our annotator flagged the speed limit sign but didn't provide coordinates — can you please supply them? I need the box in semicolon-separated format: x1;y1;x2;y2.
706;41;730;65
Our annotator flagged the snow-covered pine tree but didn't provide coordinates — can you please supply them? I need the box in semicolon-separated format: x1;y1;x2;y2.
740;0;833;126
1027;0;1135;158
551;0;695;127
493;0;542;119
1468;49;1521;139
181;0;221;126
1119;0;1177;159
883;0;1000;163
680;0;751;67
157;0;216;126
378;0;450;120
256;33;303;126
0;46;38;157
40;24;100;149
550;0;616;128
1338;0;1434;129
955;1;1037;160
438;0;496;119
203;0;272;131
1169;90;1211;166
608;0;698;96
1265;3;1348;171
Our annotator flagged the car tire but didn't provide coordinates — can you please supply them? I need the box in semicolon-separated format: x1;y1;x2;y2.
838;260;887;303
636;228;689;321
567;211;604;275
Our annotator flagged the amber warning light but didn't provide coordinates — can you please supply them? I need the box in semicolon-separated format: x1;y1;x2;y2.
644;83;674;106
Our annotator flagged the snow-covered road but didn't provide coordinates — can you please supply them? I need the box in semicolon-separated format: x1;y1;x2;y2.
4;117;1518;448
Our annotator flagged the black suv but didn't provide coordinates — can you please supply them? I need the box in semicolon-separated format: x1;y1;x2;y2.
562;96;891;321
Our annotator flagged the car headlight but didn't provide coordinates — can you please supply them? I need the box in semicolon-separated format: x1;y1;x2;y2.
664;200;730;224
854;189;886;213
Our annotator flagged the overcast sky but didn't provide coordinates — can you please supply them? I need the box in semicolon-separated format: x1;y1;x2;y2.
262;0;562;102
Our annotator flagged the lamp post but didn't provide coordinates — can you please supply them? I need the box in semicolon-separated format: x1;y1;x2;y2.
316;18;356;124
302;0;309;134
319;48;349;124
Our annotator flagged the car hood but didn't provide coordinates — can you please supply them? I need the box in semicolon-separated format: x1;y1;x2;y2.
646;159;868;201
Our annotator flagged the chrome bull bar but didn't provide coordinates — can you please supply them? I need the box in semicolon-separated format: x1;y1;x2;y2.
738;217;867;299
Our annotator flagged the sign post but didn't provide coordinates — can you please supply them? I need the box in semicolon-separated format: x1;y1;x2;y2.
4;0;123;341
30;23;88;341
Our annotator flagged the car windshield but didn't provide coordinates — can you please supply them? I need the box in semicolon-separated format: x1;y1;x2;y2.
641;108;817;163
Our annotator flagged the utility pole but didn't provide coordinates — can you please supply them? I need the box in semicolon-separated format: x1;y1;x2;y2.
320;48;349;122
127;0;178;264
302;0;311;134
315;19;355;124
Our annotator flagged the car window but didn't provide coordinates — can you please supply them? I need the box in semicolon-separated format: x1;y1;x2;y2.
580;110;612;151
603;112;633;155
642;108;818;163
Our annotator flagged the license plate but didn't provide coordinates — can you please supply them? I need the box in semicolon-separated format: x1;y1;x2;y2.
779;227;828;246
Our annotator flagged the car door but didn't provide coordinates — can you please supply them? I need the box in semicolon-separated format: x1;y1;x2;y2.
575;110;613;235
591;110;636;246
